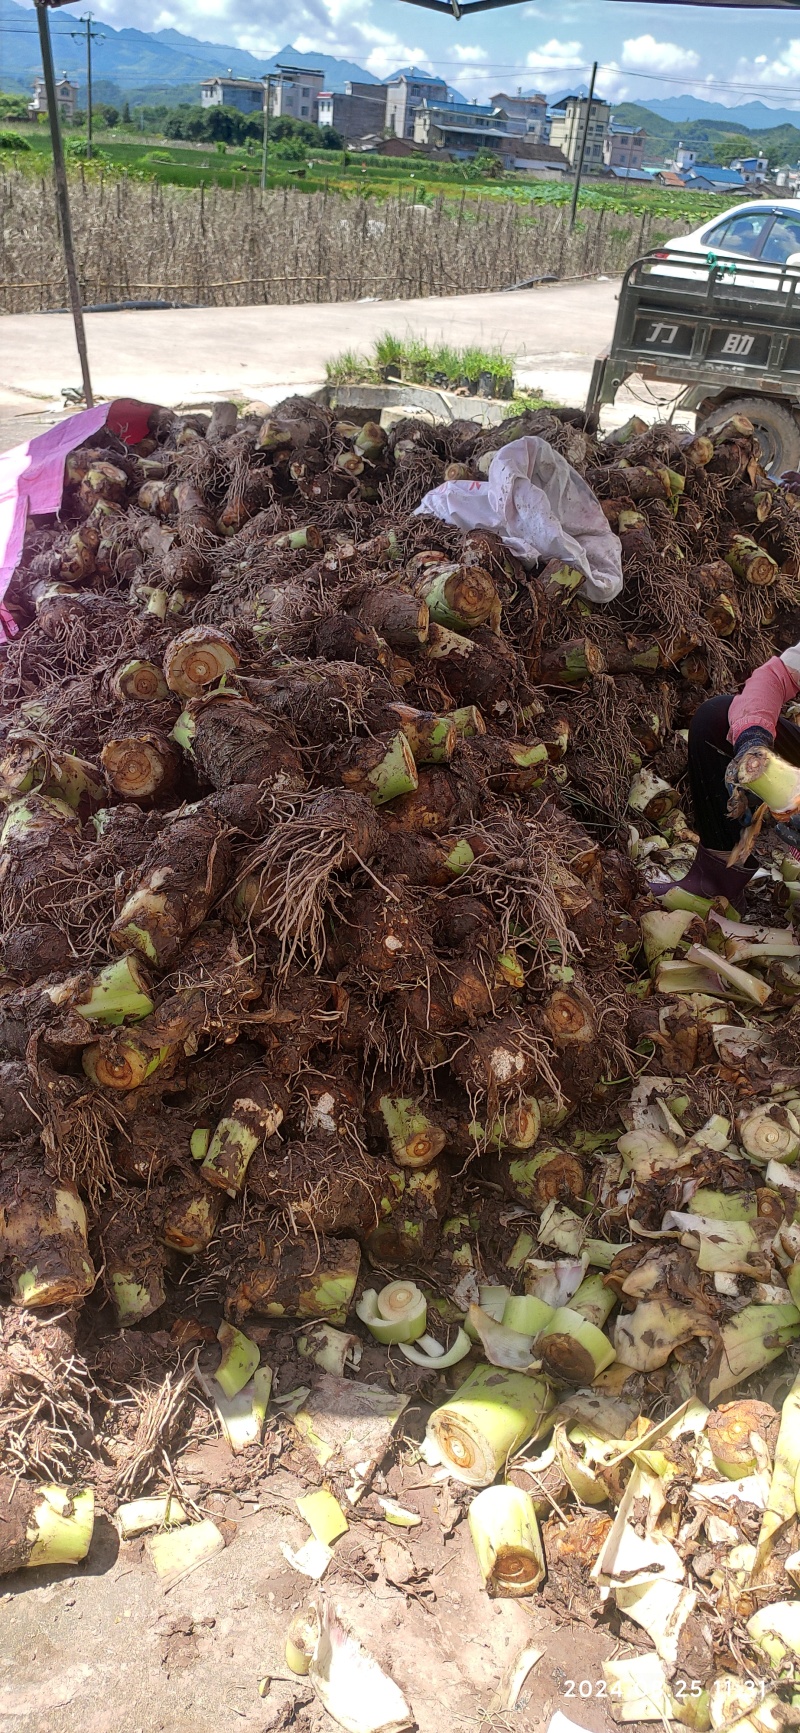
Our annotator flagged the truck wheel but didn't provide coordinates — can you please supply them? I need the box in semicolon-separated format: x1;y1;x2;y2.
698;398;800;477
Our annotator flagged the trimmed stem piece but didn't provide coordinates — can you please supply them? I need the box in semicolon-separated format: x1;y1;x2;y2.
468;1484;545;1597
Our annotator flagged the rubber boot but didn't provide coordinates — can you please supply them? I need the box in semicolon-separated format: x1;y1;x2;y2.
648;843;757;906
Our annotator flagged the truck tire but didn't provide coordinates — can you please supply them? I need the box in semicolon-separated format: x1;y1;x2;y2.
698;397;800;477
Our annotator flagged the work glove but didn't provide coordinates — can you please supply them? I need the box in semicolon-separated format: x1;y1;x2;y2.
777;819;800;866
725;725;774;821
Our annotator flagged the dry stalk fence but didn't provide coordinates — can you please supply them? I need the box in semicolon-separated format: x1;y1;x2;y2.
0;171;688;314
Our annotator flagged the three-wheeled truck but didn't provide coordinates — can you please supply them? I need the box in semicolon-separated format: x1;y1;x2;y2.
587;248;800;476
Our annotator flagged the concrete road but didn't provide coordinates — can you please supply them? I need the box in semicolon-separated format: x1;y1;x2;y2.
0;277;686;451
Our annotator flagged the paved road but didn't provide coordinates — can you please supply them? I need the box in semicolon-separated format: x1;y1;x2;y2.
0;278;684;451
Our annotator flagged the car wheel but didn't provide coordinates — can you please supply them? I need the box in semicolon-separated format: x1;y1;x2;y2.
698;397;800;477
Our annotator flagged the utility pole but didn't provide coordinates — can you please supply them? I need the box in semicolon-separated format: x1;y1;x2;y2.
569;60;597;231
260;74;272;191
71;13;102;158
35;0;94;406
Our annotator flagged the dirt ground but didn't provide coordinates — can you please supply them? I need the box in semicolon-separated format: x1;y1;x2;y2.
0;1418;644;1733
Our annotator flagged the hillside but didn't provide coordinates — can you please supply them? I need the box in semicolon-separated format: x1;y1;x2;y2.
612;101;800;168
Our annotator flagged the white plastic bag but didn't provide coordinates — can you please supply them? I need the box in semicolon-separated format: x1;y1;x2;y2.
415;434;623;604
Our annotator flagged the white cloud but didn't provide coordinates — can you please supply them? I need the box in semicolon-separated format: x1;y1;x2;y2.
621;35;700;76
524;38;586;93
451;45;488;64
733;39;800;91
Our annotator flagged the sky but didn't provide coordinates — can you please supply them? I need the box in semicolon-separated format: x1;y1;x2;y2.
15;0;800;112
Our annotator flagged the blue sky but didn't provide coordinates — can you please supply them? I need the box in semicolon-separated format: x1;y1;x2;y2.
23;0;800;112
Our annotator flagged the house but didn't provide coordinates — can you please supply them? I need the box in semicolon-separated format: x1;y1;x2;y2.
603;124;645;173
776;164;800;192
490;90;548;140
268;65;324;124
413;99;509;159
679;164;747;193
673;143;697;171
657;169;687;188
507;139;569;176
200;74;264;114
317;82;386;141
28;73;78;122
549;93;610;170
606;166;653;182
385;71;448;140
731;152;769;184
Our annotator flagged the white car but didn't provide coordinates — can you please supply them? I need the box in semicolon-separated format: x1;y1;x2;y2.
653;200;800;281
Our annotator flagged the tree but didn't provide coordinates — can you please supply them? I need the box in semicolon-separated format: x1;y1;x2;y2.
469;148;504;180
712;133;756;167
122;101;131;124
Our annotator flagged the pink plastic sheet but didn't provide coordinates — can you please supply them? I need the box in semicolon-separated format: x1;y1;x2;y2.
0;398;155;641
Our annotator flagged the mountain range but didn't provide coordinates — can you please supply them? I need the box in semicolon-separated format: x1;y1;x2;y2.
644;95;800;128
0;0;381;96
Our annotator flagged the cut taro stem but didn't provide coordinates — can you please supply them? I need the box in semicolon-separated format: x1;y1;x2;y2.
163;625;240;698
112;660;171;703
569;1273;616;1329
502;1295;554;1334
161;1188;222;1253
426;1364;555;1487
752;1370;800;1579
0;1480;94;1574
468;1484;545;1597
385;704;458;765
707;1400;779;1480
537;1307;616;1384
356;1282;427;1344
725;535;779;587
740;1104;800;1165
538;638;606;685
733;746;800;820
340;732;419;806
215;1321;260;1399
709;1303;800;1401
108;1266;165;1327
49;954;154;1025
0;1171;95;1308
202;1079;285;1195
686;943;771;1008
101;734;181;804
355;589;430;651
413;562;501;632
286;1609;318;1676
82;1035;171;1091
628;769;678;822
378;1097;447;1169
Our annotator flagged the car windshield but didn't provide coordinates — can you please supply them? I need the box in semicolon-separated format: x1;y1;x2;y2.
761;213;800;264
703;211;772;257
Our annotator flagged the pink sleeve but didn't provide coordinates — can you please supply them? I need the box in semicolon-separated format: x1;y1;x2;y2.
728;656;800;744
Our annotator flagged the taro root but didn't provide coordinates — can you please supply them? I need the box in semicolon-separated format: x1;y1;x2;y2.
99;1190;166;1325
0;1157;95;1308
0;1476;94;1574
355;586;430;650
109;803;232;969
225;1228;361;1325
0;1061;43;1138
173;691;306;793
201;1070;287;1194
494;1145;585;1210
163;625;240;697
361;1163;452;1266
248;1138;384;1237
101;731;181;805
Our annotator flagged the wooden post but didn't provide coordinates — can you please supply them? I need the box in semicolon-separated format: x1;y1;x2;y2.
35;0;94;405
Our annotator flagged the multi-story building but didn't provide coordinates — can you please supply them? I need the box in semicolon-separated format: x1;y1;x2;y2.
268;65;324;124
490;90;548;140
731;152;770;184
385;71;448;140
413;99;508;157
673;143;697;172
603;124;645;173
200;74;264;114
28;73;78;122
549;92;610;170
317;82;386;141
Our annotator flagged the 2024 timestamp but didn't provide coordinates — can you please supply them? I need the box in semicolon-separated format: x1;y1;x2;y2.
563;1680;705;1701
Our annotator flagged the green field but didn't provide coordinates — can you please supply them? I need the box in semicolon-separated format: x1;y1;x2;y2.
0;119;737;220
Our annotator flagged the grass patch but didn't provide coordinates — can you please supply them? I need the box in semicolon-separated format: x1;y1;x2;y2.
326;333;516;394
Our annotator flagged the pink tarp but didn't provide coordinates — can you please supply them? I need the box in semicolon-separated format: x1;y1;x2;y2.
0;397;155;641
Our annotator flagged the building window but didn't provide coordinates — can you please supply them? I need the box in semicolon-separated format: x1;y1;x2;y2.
301;106;308;117
302;87;309;97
